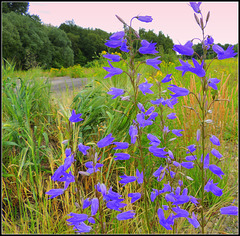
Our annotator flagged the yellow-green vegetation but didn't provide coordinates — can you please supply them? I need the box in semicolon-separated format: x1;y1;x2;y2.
2;57;238;234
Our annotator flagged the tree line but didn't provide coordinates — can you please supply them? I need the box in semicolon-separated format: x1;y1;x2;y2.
2;2;238;70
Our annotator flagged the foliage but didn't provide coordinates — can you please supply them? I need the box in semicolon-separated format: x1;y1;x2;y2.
2;1;29;15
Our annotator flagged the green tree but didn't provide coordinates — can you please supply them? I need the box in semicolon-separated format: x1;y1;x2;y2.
2;2;29;15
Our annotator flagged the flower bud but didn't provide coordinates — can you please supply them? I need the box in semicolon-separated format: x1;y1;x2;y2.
206;11;210;24
120;96;130;101
115;15;127;25
194;13;200;26
136;73;141;84
200;17;204;29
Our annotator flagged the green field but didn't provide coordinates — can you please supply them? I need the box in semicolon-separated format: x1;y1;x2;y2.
2;57;238;234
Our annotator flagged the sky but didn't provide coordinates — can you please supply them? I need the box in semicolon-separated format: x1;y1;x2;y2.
28;1;238;45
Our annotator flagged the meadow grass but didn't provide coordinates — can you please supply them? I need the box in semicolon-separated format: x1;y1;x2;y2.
2;57;238;234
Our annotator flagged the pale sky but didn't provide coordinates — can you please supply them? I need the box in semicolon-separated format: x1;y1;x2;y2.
28;1;238;45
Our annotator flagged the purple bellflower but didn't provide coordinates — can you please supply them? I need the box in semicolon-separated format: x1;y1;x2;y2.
78;143;90;155
190;58;206;77
146;56;162;70
208;78;220;90
119;174;137;186
210;135;220;146
91;198;99;216
167;113;177;120
139;78;154;95
120;39;129;52
139;39;158;54
173;41;194;56
135;15;153;23
83;198;91;209
175;59;192;76
136;113;153;128
220;206;238;215
187;212;200;228
153;165;165;182
46;188;65;199
65;148;71;157
107;87;125;99
103;61;123;79
168;85;189;97
113;142;129;150
69;109;83;123
129;125;138;144
52;165;65;181
147;133;161;146
208;164;225;179
172;129;184;136
204;179;223;196
181;162;194;169
211;148;222;159
113;153;130;160
157;208;174;230
128;192;141;203
189;2;202;13
200;153;210;169
103;53;121;62
58;171;75;189
136;168;143;184
151;189;159;202
161;74;173;83
106;200;127;212
85;161;104;174
109;31;125;40
149;146;168;158
212;44;237;60
116;211;135;220
67;213;88;226
97;133;115;148
74;222;92;233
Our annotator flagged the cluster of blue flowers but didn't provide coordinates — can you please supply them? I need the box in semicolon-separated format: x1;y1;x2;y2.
45;2;238;234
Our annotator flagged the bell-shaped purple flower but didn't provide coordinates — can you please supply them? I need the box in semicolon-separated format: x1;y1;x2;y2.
187;212;200;228
91;198;99;216
106;200;127;212
173;41;194;56
120;39;129;52
204;179;223;196
139;39;158;54
113;142;129;150
220;206;238;215
97;133;115;148
135;15;153;23
107;87;125;99
153;165;165;182
208;78;220;90
119;174;137;186
129;125;138;144
67;213;88;225
146;56;162;70
149;146;168;158
189;2;202;13
208;164;225;179
139;78;154;95
109;31;125;40
74;222;92;233
136;168;143;184
181;162;194;169
211;148;222;159
212;44;237;60
161;74;173;83
113;153;130;160
172;129;184;136
167;113;177;120
147;133;161;146
69;109;83;123
128;192;141;203
51;165;65;181
210;135;220;146
175;59;192;77
189;58;206;77
78;143;90;155
103;61;123;79
83;198;91;209
116;211;135;220
46;188;65;199
157;208;174;230
168;85;189;97
103;53;121;62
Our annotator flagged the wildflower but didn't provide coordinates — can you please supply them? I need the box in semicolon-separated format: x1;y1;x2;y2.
167;113;177;120
211;148;222;159
65;148;71;157
135;15;153;23
204;36;214;50
116;211;135;220
146;56;162;70
153;165;165;182
187;212;200;228
185;155;197;161
67;213;88;225
119;174;137;186
107;87;125;99
161;74;173;83
172;129;184;137
168;85;189;97
139;78;154;95
136;113;153;128
189;58;206;77
151;189;159;202
113;142;129;150
91;198;99;216
83;198;92;209
58;171;75;189
181;162;194;169
103;61;123;79
151;98;164;105
114;153;130;160
201;153;210;168
163;126;170;134
173;161;180;167
147;133;161;146
172;206;189;218
204;179;223;196
137;103;145;112
74;222;92;233
149;146;168;158
97;133;115;148
88;217;96;224
105;40;122;48
189;2;202;13
175;59;192;76
104;186;122;201
52;165;65;181
173;41;194;56
187;144;196;153
103;53;121;62
129;125;138;144
109;31;125;40
208;78;220;90
178;180;183;186
128;192;141;203
162;205;169;210
46;189;65;199
208;164;225;179
85;161;104;174
78;143;90;155
106;200;127;211
136;169;143;184
210;135;220;146
120;39;129;52
220;206;238;215
139;39;158;54
69;109;83;123
212;44;237;60
157;208;174;230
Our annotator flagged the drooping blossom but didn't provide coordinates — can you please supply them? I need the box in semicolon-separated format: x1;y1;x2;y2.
97;133;115;148
69;109;83;123
103;61;123;79
212;44;237;60
139;39;158;54
146;56;162;70
139;78;154;95
173;41;194;56
107;87;125;99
